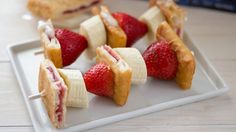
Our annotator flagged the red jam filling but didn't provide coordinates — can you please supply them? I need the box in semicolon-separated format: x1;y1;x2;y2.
176;28;181;37
55;82;66;123
46;66;65;123
103;46;120;61
63;0;100;14
48;36;51;41
46;66;59;82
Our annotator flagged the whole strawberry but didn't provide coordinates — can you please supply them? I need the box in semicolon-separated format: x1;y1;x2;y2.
142;41;178;80
83;63;114;97
55;29;88;66
112;12;148;47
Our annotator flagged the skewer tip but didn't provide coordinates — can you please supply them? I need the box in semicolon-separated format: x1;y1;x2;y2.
28;91;45;100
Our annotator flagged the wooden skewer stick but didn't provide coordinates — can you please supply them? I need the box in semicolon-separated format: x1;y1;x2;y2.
191;51;195;56
34;49;44;55
28;90;46;100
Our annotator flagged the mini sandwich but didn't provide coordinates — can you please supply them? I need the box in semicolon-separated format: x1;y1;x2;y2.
38;20;63;68
38;59;68;128
38;60;89;128
96;45;132;106
94;6;127;48
156;21;195;89
27;0;102;20
149;0;186;38
38;20;88;68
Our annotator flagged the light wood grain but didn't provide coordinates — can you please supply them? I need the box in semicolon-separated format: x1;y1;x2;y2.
0;63;31;126
0;127;33;132
185;7;236;61
1;126;236;132
1;0;236;131
0;0;39;61
88;125;236;132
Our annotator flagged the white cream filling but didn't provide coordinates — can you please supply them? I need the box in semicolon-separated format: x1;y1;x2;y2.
101;46;130;71
100;47;117;63
38;21;55;39
117;60;128;71
101;11;118;27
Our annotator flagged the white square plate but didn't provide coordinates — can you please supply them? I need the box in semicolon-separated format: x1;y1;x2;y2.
7;33;228;132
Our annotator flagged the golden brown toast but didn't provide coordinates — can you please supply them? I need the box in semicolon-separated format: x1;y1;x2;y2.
27;0;102;20
94;6;127;48
96;46;132;106
38;20;63;68
156;22;195;89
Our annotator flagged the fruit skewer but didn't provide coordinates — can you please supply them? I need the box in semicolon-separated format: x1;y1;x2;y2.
30;20;195;106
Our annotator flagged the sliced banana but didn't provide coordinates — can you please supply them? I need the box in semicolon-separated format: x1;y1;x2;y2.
140;6;165;42
114;48;147;85
80;15;107;59
58;69;88;108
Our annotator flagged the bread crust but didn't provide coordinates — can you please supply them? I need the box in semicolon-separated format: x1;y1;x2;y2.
28;0;54;19
156;22;195;89
39;61;57;126
97;6;127;48
27;0;102;20
112;63;132;105
38;20;63;68
96;46;132;106
40;33;63;68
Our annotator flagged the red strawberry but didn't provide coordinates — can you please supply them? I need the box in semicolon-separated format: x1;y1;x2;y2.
112;12;148;47
55;29;88;66
83;63;114;97
142;41;178;80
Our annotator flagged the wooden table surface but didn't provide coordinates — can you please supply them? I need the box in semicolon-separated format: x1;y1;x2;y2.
1;0;236;132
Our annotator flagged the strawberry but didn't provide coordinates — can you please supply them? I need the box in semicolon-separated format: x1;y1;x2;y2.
83;63;114;97
55;29;88;66
112;12;148;47
142;41;178;80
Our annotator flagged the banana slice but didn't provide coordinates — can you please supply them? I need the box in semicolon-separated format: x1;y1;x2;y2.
80;15;107;59
140;6;164;42
58;69;88;108
114;48;147;84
